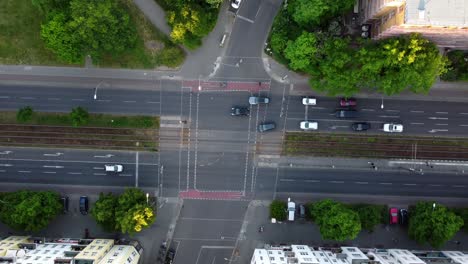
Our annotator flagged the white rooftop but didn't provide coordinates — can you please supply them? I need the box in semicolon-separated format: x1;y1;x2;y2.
406;0;468;27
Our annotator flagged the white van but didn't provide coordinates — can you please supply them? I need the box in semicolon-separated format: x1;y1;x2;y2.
287;198;296;221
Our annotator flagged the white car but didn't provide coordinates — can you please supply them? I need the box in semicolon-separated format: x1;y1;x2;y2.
105;164;123;172
231;0;241;9
300;121;318;130
383;123;403;133
287;198;295;221
302;97;316;105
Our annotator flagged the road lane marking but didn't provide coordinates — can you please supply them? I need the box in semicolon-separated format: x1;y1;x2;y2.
430;184;443;187
43;153;63;157
124;101;137;103
43;171;56;174
146;101;160;104
378;115;399;118
20;97;35;100
305;180;320;183
94;154;114;158
97;100;111;102
0;164;12;167
428;117;448;120
329;181;344;184
460;125;468;127
403;183;417;186
435;123;448;126
436;112;448;114
411;123;424;125
309;106;325;110
119;174;133;177
460;113;468;115
72;99;85;101
355;182;368;184
47;98;61;101
385;110;399;112
18;170;31;173
411;110;424;113
68;172;82;175
452;185;466;188
93;173;106;176
93;167;104;170
428;129;449;133
0;170;5;172
43;165;64;168
0;151;12;155
0;157;157;166
379;182;392;185
280;179;295;182
0;96;10;99
361;108;375;111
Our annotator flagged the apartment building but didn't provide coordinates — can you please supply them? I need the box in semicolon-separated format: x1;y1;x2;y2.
358;0;468;49
250;244;468;264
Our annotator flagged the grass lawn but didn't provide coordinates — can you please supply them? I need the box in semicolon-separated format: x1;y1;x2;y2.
0;111;159;129
0;0;185;69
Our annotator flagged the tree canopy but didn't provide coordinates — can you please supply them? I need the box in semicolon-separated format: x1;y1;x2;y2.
409;202;463;248
289;0;355;28
310;199;361;241
92;188;155;235
0;191;62;231
40;0;137;63
284;31;318;72
70;107;89;127
270;200;287;221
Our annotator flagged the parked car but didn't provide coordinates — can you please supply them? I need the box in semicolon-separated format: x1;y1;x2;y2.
79;196;89;215
231;106;249;116
287;198;295;221
389;207;399;224
335;109;358;118
340;98;357;107
105;164;123;172
258;122;276;132
399;209;409;225
249;96;270;105
166;248;176;264
351;122;370;131
231;0;241;9
300;121;318;130
383;123;403;133
61;196;69;214
302;97;317;106
297;204;306;219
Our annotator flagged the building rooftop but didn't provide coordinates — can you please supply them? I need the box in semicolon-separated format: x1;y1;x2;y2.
405;0;468;27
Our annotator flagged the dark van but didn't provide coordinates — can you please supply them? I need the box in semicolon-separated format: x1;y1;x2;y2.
79;196;89;215
335;109;358;118
61;197;69;214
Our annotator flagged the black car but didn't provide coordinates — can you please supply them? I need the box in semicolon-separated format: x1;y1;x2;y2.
79;196;89;215
399;209;409;225
335;109;358;118
231;106;249;116
166;248;176;264
61;196;69;214
351;122;371;131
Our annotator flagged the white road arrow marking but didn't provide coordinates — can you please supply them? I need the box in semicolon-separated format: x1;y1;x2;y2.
44;152;63;157
94;154;114;158
428;129;449;133
428;117;448;120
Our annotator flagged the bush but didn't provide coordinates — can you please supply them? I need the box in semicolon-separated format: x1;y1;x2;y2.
16;106;34;123
351;204;386;231
441;50;468;81
453;208;468;232
270;200;287;221
70;107;89;127
159;46;185;68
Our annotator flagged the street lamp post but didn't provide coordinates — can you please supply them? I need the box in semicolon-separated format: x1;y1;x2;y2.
94;81;105;100
432;203;436;211
381;96;384;109
146;193;149;205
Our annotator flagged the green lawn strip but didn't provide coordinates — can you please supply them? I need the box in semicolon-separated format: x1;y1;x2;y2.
0;112;159;129
284;132;468;157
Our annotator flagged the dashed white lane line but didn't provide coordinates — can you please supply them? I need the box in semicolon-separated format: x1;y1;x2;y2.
452;185;466;188
305;180;320;183
378;115;399;118
329;181;344;184
72;99;85;101
123;101;136;103
119;174;133;177
385;110;399;112
460;125;468;127
43;171;56;174
435;123;448;126
0;170;5;172
20;97;35;100
379;182;392;185
411;110;424;113
0;96;10;99
355;182;368;184
411;123;424;125
460;113;468;115
436;112;448;114
146;101;160;104
430;184;443;187
280;179;295;182
97;100;111;102
47;98;61;101
68;172;82;175
93;167;104;170
361;108;375;112
310;106;325;110
404;183;417;186
93;173;106;176
18;170;31;173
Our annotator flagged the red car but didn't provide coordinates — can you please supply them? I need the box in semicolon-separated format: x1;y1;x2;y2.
389;207;399;224
340;98;357;107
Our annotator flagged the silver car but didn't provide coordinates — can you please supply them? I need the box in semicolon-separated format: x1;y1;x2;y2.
249;96;270;105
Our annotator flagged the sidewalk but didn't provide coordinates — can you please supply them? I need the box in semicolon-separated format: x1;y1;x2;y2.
256;155;468;175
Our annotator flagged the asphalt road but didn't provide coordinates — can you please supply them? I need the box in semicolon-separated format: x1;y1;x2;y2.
255;167;468;199
0;147;159;188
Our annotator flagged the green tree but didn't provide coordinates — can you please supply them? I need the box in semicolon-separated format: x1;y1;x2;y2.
354;204;384;232
41;0;137;63
289;0;355;27
270;200;287;221
284;31;318;72
454;208;468;233
91;193;118;231
409;202;463;248
309;37;362;96
16;106;34;123
70;107;89;127
0;191;62;231
310;199;361;241
441;50;468;81
205;0;223;7
359;33;448;95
